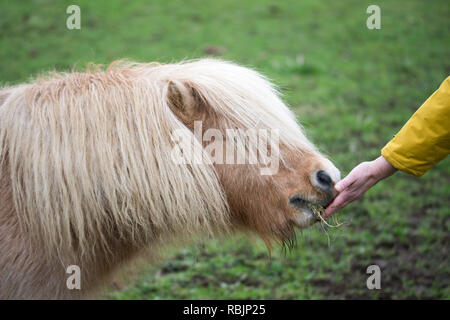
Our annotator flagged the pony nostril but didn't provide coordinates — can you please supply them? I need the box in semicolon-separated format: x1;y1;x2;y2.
316;170;332;188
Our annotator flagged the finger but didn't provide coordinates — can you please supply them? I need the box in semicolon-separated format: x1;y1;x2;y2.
324;199;353;219
323;193;348;217
323;206;337;218
335;172;357;192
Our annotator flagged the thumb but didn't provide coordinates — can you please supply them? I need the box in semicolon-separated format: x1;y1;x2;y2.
335;177;350;192
335;171;357;192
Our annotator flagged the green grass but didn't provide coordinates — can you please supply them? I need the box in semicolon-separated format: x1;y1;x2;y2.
1;0;449;299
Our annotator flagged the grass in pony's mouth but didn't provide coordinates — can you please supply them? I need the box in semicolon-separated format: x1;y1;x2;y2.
289;195;342;228
306;202;343;228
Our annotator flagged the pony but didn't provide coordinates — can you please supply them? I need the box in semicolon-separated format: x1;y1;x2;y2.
0;59;340;299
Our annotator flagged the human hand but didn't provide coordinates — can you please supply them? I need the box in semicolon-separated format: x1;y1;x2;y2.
323;156;397;218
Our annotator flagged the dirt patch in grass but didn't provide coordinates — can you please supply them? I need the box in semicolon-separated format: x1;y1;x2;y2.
311;211;449;299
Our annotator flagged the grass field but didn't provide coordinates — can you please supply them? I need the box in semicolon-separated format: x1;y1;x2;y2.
1;0;449;299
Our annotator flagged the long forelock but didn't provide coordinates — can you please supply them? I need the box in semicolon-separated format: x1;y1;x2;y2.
151;59;317;168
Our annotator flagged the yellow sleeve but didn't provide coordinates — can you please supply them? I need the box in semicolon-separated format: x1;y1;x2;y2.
381;76;450;177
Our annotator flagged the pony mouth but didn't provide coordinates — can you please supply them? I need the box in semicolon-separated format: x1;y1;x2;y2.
289;196;326;225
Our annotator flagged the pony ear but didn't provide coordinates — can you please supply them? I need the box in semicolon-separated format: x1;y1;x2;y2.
167;80;200;124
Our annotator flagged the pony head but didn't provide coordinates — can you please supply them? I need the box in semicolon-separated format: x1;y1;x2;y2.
162;59;341;247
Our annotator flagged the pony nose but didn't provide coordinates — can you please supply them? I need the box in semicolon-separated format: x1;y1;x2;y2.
312;170;335;205
316;170;332;189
